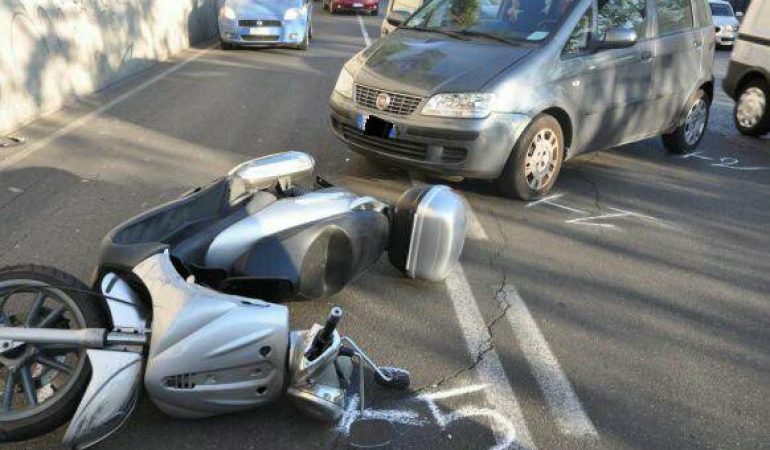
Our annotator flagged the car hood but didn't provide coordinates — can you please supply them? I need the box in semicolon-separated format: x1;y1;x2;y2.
354;30;532;95
228;0;296;18
712;15;739;27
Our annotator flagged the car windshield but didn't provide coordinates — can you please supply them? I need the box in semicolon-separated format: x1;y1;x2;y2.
709;3;734;16
402;0;578;43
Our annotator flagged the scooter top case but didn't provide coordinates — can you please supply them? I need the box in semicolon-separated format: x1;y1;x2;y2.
388;184;468;281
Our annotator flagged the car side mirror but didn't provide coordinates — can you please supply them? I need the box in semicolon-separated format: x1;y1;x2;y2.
386;10;410;27
597;27;638;50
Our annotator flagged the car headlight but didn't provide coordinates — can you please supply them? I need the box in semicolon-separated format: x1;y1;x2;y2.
220;6;237;20
284;8;302;20
334;68;354;99
422;93;496;119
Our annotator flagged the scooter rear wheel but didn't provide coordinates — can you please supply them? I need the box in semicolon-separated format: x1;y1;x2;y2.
0;265;107;443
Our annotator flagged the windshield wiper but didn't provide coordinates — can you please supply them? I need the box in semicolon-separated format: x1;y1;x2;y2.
452;29;518;45
404;26;472;41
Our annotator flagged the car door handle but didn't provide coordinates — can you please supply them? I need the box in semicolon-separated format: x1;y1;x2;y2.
694;40;702;48
640;50;653;62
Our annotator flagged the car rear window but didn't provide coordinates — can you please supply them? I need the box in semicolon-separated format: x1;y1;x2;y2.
709;3;733;16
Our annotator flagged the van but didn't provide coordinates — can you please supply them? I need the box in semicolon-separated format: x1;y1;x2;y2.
723;0;770;136
330;0;716;200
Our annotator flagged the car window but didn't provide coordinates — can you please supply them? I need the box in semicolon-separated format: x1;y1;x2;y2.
403;0;580;43
655;0;694;34
709;3;733;16
563;8;593;57
597;0;647;38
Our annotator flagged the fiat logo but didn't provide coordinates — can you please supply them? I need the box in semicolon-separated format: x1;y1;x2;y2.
256;20;263;26
375;93;391;111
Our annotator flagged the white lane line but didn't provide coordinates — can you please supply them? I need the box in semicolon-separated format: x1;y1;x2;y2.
0;44;215;172
499;285;598;437
357;14;372;46
445;266;535;449
410;176;534;449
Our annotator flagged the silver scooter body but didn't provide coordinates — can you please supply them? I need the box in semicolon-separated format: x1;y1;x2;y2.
15;151;469;449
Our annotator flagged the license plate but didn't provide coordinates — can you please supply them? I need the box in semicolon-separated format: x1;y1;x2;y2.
353;3;363;7
249;27;279;35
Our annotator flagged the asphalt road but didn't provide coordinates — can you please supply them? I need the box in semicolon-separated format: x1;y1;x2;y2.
1;7;769;450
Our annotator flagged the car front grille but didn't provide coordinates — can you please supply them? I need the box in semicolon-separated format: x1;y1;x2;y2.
242;35;281;42
355;85;423;116
239;19;282;27
339;123;466;163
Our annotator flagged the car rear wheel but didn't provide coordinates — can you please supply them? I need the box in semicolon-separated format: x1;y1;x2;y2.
220;40;233;50
734;78;770;137
662;88;710;155
0;266;107;443
497;114;564;201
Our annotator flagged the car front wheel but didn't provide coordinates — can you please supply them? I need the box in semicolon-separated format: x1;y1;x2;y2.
497;114;564;201
662;89;710;154
734;78;770;137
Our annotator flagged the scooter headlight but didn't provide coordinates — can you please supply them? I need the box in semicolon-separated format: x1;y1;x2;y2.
422;93;496;119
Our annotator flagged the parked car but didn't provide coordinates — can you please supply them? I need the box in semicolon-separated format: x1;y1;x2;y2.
218;0;314;50
330;0;716;200
723;0;770;136
324;0;380;15
709;0;740;48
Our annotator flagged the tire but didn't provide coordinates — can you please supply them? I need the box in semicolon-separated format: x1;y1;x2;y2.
0;266;107;443
220;40;233;50
497;114;564;201
734;78;770;137
662;89;710;154
371;8;379;15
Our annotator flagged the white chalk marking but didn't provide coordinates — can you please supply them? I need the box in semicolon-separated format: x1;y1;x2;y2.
525;194;588;215
499;286;598;437
0;44;216;172
445;266;535;449
336;394;429;437
679;151;713;160
418;383;488;401
565;207;671;230
357;14;372;46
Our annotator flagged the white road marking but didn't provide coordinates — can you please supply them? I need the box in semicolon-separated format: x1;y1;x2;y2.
409;176;533;449
499;285;598;437
445;266;534;449
0;44;216;172
357;14;372;46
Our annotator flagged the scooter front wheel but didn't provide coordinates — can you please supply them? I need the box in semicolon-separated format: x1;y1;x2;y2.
0;265;107;442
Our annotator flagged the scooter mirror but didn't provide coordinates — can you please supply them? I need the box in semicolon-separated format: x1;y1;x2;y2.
229;151;315;192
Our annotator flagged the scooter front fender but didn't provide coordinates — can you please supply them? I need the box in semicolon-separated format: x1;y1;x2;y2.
62;350;143;450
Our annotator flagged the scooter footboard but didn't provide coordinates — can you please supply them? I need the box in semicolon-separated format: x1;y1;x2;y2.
63;350;143;450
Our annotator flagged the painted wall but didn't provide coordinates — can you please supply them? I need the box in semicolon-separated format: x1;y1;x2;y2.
0;0;219;135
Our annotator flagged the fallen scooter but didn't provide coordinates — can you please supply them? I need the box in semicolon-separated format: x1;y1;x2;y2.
0;152;467;448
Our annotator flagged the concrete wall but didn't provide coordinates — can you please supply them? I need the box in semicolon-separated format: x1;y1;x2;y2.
0;0;219;135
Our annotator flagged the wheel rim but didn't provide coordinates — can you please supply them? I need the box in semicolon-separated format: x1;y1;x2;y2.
0;281;87;421
736;87;766;129
524;128;559;191
684;98;708;145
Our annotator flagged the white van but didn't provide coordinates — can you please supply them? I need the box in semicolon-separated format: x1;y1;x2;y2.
723;0;770;136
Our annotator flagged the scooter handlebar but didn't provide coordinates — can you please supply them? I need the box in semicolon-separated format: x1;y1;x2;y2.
304;307;343;360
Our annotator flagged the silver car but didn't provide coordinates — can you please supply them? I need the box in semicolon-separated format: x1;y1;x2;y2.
218;0;314;50
709;0;740;47
331;0;715;200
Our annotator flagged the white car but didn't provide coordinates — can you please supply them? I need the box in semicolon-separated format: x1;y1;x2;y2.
709;0;740;47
